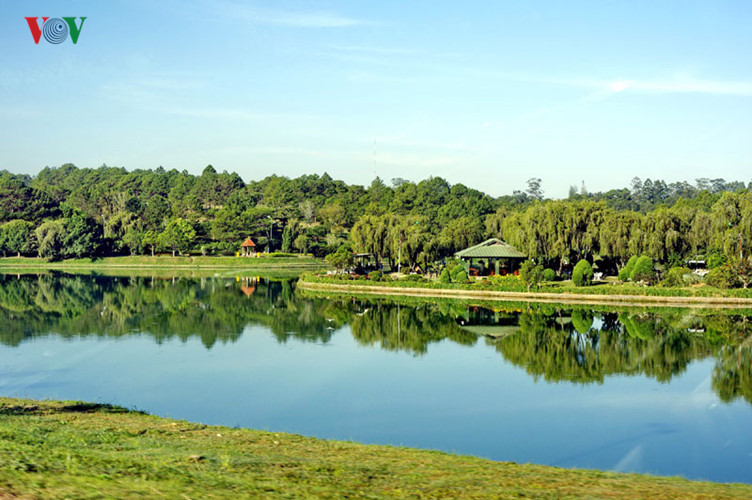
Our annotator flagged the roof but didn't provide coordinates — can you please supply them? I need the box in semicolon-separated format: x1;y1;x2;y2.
458;325;521;338
241;238;256;247
454;238;526;259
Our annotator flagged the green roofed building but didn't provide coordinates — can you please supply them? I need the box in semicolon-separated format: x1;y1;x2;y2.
454;238;526;276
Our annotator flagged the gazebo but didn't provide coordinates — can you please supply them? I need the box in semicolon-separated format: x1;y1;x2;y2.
240;237;257;257
454;238;526;276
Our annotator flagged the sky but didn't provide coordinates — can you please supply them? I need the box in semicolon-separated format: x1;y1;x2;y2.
1;0;751;198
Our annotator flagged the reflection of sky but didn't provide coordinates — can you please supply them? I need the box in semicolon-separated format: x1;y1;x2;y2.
1;327;750;484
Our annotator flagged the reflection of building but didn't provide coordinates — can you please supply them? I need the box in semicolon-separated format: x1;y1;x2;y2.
455;306;521;339
454;238;526;276
240;237;257;257
240;276;257;296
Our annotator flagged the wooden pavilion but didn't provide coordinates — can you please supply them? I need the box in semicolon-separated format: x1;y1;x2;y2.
240;237;257;257
454;238;526;276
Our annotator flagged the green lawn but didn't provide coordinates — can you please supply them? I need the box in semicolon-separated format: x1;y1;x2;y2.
0;255;329;270
1;398;750;499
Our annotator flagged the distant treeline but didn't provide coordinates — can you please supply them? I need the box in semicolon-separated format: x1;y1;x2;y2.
0;164;750;271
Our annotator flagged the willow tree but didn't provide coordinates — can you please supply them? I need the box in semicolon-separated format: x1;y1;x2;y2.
599;210;642;266
387;215;429;270
641;207;688;262
710;191;752;260
350;215;389;267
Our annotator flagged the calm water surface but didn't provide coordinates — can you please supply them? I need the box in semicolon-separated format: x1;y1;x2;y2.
1;273;751;484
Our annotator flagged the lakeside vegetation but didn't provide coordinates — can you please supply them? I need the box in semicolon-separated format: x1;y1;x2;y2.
0;254;328;270
1;166;751;291
2;397;751;499
300;272;752;301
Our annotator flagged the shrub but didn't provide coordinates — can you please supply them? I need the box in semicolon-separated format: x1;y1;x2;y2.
369;270;383;281
705;265;740;289
543;268;556;281
707;250;727;269
439;268;451;284
572;259;594;287
403;274;424;283
450;265;468;283
623;256;639;280
617;268;630;282
660;266;694;288
731;260;752;289
630;256;654;283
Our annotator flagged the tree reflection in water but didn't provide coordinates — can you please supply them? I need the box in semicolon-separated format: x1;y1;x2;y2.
1;272;750;404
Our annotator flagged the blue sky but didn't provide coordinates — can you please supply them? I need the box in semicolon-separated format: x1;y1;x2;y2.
1;1;751;198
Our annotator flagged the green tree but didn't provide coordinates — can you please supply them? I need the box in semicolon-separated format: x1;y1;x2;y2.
282;225;294;253
64;212;104;258
294;234;308;255
35;220;66;260
519;260;544;292
526;178;543;201
1;220;35;257
325;245;354;272
142;230;160;257
159;218;196;257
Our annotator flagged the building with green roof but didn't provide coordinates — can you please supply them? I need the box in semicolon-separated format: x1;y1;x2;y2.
454;238;526;276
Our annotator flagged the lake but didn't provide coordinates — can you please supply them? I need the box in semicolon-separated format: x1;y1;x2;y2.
1;272;751;484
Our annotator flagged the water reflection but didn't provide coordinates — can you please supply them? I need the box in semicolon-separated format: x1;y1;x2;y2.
1;272;750;405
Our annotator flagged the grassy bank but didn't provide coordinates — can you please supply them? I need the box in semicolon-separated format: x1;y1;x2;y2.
1;398;750;499
300;274;752;307
0;255;329;271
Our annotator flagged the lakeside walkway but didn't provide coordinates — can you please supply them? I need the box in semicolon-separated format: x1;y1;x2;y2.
298;280;752;309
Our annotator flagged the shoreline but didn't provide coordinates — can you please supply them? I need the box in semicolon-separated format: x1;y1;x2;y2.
298;280;752;308
1;397;750;499
0;255;329;271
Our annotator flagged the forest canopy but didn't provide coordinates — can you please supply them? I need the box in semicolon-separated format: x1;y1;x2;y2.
0;164;751;274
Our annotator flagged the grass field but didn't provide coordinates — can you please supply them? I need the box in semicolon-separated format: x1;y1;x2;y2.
1;398;751;499
0;255;329;270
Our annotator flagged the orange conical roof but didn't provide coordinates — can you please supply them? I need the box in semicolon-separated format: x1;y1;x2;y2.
241;237;256;247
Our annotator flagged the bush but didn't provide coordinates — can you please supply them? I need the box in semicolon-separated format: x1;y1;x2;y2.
439;268;451;284
660;266;695;288
705;265;740;289
623;256;639;280
707;250;727;269
369;270;383;282
486;274;526;291
402;274;424;283
617;268;630;282
630;256;654;283
201;241;236;256
543;268;556;281
450;265;468;283
572;259;594;287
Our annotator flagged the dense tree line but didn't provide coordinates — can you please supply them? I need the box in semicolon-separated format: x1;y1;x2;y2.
0;165;750;275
